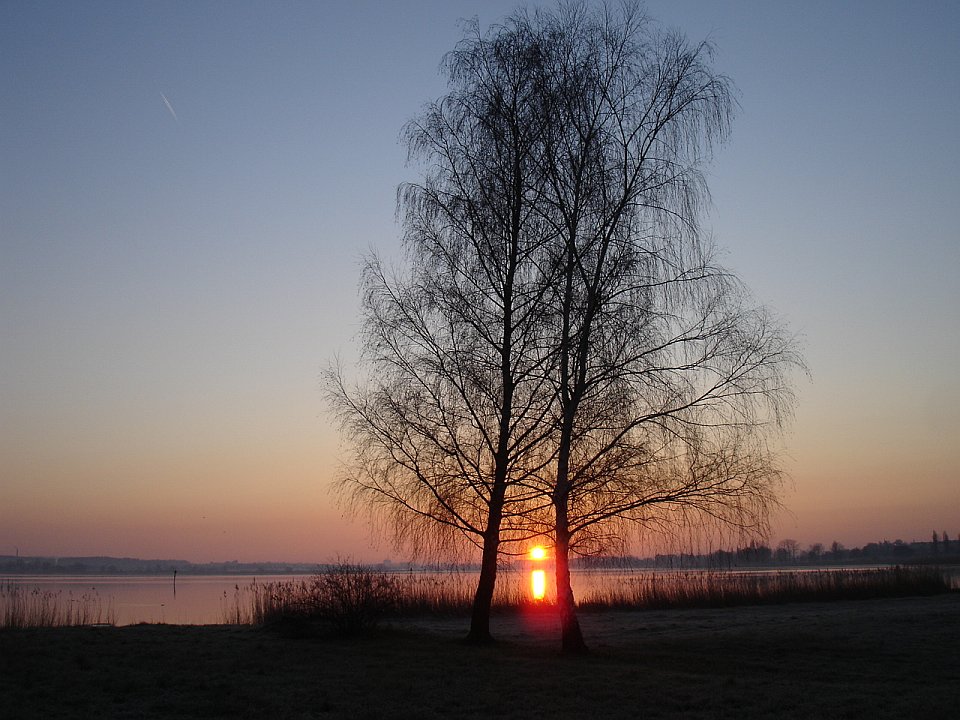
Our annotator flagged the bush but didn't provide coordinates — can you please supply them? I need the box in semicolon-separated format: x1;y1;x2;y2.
252;561;402;636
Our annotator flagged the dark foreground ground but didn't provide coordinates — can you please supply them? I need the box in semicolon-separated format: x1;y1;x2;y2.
2;593;958;719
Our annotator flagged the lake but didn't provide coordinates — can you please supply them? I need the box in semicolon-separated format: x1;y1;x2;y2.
2;574;270;625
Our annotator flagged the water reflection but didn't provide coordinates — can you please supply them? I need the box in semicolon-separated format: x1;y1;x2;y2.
2;575;254;625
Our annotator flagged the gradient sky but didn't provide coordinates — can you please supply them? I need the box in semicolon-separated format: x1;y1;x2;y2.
2;1;958;563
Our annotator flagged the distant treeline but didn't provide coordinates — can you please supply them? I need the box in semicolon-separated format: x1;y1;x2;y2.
577;534;960;569
3;532;957;575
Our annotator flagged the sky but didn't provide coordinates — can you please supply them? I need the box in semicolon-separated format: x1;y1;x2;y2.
2;1;958;563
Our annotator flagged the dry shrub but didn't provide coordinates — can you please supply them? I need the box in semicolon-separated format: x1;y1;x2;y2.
241;561;402;636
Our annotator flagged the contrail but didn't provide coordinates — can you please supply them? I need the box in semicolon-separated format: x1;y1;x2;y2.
160;92;179;123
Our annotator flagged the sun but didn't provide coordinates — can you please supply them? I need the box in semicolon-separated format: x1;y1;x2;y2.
529;545;546;561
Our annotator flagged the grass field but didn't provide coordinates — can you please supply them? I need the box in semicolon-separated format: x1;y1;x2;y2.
1;593;957;719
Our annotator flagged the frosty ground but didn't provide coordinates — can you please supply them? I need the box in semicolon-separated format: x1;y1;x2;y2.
1;593;957;719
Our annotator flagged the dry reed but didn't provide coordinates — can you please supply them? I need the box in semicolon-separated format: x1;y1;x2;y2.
224;564;952;626
576;565;952;609
1;581;115;629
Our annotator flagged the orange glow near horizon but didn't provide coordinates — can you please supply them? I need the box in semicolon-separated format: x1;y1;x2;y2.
531;569;546;600
530;545;546;560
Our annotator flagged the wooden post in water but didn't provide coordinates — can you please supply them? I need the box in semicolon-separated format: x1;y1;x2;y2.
173;569;177;595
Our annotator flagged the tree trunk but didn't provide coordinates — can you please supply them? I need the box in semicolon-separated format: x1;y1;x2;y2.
466;500;504;643
465;165;520;645
555;523;588;653
466;534;498;643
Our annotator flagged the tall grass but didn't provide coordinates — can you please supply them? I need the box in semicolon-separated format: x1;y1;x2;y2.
226;565;953;627
1;582;116;629
223;563;528;628
576;566;952;610
389;567;528;614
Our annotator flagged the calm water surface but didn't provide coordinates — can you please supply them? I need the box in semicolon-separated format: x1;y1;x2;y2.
4;574;286;625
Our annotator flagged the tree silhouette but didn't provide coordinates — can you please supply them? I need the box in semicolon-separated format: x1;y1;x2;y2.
329;1;801;651
516;2;800;651
327;16;559;643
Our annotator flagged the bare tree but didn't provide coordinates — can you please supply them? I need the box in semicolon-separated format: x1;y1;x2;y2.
505;2;801;651
330;1;801;652
777;539;800;563
830;541;845;561
327;17;559;643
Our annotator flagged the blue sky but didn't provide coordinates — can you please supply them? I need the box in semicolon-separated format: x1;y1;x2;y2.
2;1;958;562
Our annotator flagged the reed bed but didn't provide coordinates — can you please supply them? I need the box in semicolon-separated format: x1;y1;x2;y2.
576;565;952;610
390;567;528;614
223;563;529;628
1;581;115;629
225;564;952;628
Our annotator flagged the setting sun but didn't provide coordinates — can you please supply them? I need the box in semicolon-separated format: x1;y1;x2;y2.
530;546;546;561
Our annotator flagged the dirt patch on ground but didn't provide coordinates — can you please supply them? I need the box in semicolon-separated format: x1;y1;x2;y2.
2;594;957;719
